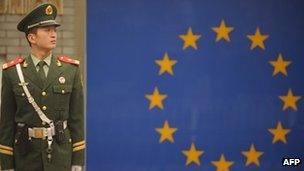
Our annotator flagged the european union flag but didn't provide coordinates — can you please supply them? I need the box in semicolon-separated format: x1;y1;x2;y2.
87;0;304;170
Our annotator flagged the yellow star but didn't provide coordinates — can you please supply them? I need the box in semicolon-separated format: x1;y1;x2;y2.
269;53;291;76
155;52;177;75
145;87;167;110
211;154;234;171
179;27;201;50
155;120;177;143
241;144;264;166
212;19;234;42
268;121;291;144
247;27;269;50
279;89;301;111
182;143;204;166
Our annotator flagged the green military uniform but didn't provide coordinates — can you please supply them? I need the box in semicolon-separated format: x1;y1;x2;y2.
0;3;85;171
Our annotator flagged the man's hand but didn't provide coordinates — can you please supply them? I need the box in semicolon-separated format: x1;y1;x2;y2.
71;165;82;171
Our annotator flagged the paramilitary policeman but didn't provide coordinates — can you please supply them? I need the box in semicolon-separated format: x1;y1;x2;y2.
0;3;85;171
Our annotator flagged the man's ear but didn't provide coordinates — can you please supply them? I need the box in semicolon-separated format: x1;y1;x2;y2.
27;33;36;44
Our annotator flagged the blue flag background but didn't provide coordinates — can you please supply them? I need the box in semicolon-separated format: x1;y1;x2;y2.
87;0;304;170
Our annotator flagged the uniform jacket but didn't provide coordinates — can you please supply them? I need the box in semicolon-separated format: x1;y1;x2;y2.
0;55;85;171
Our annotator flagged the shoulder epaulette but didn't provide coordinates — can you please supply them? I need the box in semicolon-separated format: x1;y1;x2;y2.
57;55;80;65
2;57;24;70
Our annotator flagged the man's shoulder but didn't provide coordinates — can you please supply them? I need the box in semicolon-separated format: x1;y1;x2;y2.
57;55;80;66
2;56;24;70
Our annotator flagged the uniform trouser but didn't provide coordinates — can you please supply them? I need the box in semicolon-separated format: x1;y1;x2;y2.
14;129;72;171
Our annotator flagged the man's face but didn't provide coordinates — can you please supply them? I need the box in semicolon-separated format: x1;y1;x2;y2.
28;25;57;50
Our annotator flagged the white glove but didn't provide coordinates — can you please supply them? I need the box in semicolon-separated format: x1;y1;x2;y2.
71;165;82;171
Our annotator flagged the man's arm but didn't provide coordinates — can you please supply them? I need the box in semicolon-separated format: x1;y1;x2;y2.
0;70;16;169
68;66;85;166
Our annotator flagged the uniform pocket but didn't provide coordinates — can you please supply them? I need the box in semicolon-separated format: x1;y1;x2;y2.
53;85;73;94
13;86;34;112
53;85;73;109
13;86;34;96
13;87;26;96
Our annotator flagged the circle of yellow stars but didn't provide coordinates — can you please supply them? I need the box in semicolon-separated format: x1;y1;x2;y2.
144;19;300;170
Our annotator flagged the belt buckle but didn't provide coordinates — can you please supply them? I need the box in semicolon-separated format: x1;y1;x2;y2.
33;128;45;139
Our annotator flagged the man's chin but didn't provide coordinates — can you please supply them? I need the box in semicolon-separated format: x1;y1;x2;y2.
48;45;56;50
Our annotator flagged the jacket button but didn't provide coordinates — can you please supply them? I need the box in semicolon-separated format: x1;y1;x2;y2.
61;90;65;94
42;92;47;96
42;106;47;111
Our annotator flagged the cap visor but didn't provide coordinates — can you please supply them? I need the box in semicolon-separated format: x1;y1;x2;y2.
39;22;61;27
